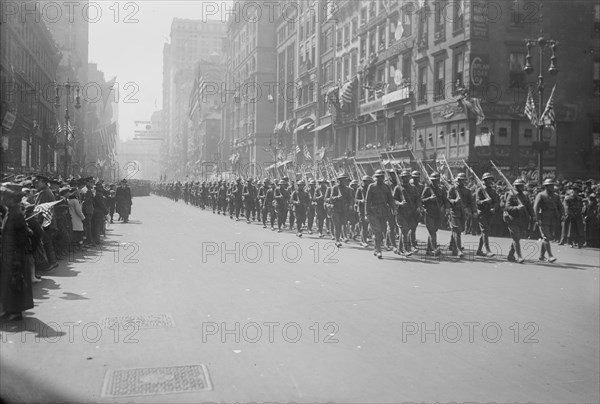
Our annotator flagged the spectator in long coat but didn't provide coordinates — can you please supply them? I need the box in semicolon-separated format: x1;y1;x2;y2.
115;179;133;223
0;184;34;322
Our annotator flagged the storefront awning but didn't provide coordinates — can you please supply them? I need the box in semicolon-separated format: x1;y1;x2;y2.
310;123;332;133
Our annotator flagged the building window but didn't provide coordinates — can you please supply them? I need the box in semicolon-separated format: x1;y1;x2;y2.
509;52;526;89
453;0;464;32
344;23;350;45
434;0;446;42
389;15;398;44
351;51;358;77
308;82;314;103
360;36;366;61
418;64;427;104
360;7;367;26
417;8;428;49
344;55;350;80
369;0;376;19
453;51;464;93
337;28;343;48
351;17;358;39
378;24;386;50
434;58;445;101
402;53;411;84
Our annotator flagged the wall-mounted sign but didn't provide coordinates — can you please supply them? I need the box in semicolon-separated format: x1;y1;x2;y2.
471;2;489;38
382;86;410;105
470;55;490;87
2;111;16;131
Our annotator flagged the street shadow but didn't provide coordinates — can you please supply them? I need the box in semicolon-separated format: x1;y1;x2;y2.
32;277;60;300
0;316;67;339
59;292;89;301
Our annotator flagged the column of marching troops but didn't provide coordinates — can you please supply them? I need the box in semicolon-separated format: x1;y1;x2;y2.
153;169;600;261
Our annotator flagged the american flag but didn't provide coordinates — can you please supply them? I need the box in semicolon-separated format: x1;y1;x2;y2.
97;122;118;156
303;143;312;160
540;84;556;129
524;86;538;126
188;72;206;119
295;144;301;155
34;200;61;228
67;121;74;141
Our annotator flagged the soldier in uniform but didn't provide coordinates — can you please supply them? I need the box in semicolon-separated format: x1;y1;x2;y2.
232;178;244;221
291;180;310;237
365;169;395;259
447;173;475;257
315;179;328;237
475;172;500;257
392;170;416;256
421;172;450;256
243;178;257;223
274;179;290;232
306;179;317;234
563;185;585;248
355;175;373;248
533;178;563;262
330;174;353;247
287;179;295;230
409;170;424;249
385;170;398;251
347;179;360;241
504;179;533;263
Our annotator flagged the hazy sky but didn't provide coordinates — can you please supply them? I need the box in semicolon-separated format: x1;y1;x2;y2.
89;1;231;140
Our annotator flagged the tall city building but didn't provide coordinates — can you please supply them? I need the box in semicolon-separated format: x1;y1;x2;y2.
0;3;61;174
162;18;226;179
223;0;277;177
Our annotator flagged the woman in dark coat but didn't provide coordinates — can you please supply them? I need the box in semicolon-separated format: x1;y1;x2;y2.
1;184;34;322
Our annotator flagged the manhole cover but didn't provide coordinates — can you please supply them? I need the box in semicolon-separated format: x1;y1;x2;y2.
101;364;212;398
101;314;175;330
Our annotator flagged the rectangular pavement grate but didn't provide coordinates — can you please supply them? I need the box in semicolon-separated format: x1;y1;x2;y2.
101;364;213;398
100;314;175;330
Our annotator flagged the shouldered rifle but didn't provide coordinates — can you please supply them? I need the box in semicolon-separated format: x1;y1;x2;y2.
462;160;490;199
490;160;523;207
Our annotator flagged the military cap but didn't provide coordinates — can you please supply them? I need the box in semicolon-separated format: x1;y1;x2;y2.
589;193;596;200
411;170;420;177
20;179;33;187
297;180;306;186
247;178;254;183
263;178;270;183
430;172;441;180
482;172;494;180
400;170;411;177
543;178;556;186
513;178;525;186
337;174;349;180
282;176;289;181
318;178;328;183
350;179;359;186
274;179;280;185
586;179;593;185
456;172;467;180
32;174;50;183
309;179;317;185
0;182;23;193
120;178;127;183
374;169;386;177
59;186;74;196
362;175;373;182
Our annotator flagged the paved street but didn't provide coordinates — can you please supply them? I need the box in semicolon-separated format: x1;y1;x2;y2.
1;195;599;403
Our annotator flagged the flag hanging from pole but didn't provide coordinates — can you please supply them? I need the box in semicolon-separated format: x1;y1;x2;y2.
540;84;556;129
303;143;312;160
524;86;538;126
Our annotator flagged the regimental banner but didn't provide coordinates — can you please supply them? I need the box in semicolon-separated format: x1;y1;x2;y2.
470;55;490;88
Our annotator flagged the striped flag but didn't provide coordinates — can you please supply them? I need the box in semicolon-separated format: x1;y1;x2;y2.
540;84;556;129
339;76;357;112
472;98;485;125
55;119;63;136
295;144;301;155
67;121;74;141
34;200;61;228
303;143;312;160
524;86;538;126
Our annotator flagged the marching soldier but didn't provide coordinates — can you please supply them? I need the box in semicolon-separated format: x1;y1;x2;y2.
421;172;449;256
409;170;424;249
447;173;475;257
274;179;290;232
330;174;353;247
365;169;395;259
291;180;310;237
392;170;415;256
355;175;373;248
533;178;563;262
476;172;500;257
315;179;328;238
307;179;317;234
504;179;533;263
232;177;244;221
243;178;257;223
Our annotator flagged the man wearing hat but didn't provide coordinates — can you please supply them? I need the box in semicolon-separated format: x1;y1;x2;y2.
533;178;563;262
365;169;395;258
116;179;133;223
504;179;533;263
274;179;290;232
263;179;277;230
391;170;416;256
475;172;500;257
583;193;599;247
354;175;373;247
32;175;59;269
561;184;585;248
92;183;109;244
421;172;450;256
409;170;424;249
447;172;475;257
314;179;329;237
291;180;310;237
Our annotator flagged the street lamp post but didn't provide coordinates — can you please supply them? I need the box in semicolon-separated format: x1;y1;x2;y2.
524;36;558;185
54;80;81;178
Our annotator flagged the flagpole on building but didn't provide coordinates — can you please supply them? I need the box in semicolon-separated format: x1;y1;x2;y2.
525;34;558;185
